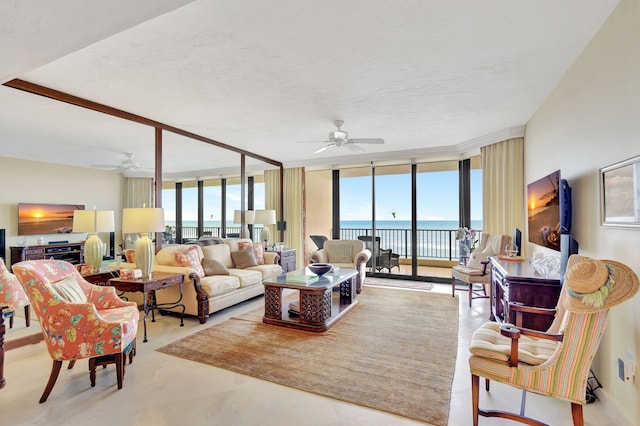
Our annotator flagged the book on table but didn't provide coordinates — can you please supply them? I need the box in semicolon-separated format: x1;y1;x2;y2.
287;274;319;284
289;300;300;316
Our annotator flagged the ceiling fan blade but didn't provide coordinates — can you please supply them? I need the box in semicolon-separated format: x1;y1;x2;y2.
314;143;336;154
297;140;327;144
349;138;384;144
344;143;365;152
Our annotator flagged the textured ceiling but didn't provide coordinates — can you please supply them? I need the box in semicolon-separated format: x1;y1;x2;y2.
0;0;619;179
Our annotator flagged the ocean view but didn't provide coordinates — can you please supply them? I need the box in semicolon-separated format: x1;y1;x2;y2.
167;219;483;231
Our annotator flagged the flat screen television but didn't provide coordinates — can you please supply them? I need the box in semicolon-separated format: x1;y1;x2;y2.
527;170;561;251
18;203;85;236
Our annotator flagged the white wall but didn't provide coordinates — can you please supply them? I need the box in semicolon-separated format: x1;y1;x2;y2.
525;0;640;422
0;156;124;262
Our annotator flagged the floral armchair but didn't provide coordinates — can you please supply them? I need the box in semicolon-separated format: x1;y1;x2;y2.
0;258;30;329
12;260;139;402
309;239;371;293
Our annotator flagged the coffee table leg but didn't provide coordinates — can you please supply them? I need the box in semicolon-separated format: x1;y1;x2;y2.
264;286;282;319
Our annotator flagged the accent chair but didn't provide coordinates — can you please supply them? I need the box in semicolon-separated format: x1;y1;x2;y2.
309;239;371;293
13;259;139;402
451;233;512;307
0;258;30;329
468;255;639;425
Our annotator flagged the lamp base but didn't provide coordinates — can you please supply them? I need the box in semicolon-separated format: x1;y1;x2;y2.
83;233;104;273
135;233;155;278
260;227;270;246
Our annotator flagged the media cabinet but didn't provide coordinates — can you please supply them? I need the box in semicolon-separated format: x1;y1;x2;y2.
10;242;84;267
489;256;562;331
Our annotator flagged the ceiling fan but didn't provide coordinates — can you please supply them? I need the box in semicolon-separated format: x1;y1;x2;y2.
91;152;150;172
300;120;384;153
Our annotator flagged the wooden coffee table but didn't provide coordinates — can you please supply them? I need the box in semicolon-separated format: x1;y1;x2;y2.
108;272;185;342
262;268;358;332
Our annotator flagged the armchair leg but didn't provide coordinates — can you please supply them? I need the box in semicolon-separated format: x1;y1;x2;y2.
472;374;480;426
116;352;124;390
24;305;30;327
40;360;63;403
571;403;583;426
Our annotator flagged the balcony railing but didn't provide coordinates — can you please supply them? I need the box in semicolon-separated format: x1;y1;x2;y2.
341;227;480;261
174;226;476;261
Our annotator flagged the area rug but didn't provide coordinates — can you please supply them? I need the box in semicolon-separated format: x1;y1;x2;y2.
158;287;459;425
364;276;435;291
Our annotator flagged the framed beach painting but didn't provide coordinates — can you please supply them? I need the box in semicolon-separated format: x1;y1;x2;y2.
600;155;640;228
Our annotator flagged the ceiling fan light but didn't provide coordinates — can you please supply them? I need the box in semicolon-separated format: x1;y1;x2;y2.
330;130;348;141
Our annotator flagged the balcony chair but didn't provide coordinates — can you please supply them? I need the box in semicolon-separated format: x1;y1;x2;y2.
12;260;139;403
309;239;371;293
469;255;639;425
0;258;30;329
357;236;399;273
451;233;512;307
310;235;328;250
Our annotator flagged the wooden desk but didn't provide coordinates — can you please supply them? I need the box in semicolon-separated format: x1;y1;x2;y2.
108;272;185;342
489;257;561;331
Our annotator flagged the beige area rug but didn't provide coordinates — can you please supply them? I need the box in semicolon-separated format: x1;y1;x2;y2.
158;287;459;425
364;276;435;291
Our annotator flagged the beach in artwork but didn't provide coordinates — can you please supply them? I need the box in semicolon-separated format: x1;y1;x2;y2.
527;170;560;250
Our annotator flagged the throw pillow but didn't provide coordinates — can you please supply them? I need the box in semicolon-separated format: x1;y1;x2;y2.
468;246;495;270
51;275;88;303
231;248;258;269
124;249;136;263
174;246;205;277
238;241;265;265
201;258;230;276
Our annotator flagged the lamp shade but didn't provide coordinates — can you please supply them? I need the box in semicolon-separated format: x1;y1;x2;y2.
121;208;165;234
73;210;115;233
233;210;255;224
254;209;276;225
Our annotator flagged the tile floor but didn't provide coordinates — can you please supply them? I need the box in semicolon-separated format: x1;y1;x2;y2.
1;283;631;425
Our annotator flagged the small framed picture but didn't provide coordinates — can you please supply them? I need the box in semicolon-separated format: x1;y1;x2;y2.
600;155;640;228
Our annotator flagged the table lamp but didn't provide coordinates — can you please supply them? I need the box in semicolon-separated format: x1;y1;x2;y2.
121;207;165;278
255;209;276;246
233;209;255;238
73;208;115;272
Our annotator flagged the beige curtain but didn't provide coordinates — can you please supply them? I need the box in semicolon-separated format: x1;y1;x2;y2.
481;137;524;239
124;177;153;208
265;168;305;269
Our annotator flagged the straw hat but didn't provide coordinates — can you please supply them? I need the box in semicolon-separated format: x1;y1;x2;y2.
564;254;639;313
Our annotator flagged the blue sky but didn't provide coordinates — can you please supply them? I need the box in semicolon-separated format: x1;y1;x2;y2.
164;169;482;223
340;170;482;221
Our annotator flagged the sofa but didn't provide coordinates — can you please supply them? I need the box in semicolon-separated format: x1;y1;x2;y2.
309;239;371;293
118;238;282;323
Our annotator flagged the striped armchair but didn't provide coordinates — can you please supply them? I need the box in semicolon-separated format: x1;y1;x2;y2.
469;287;608;425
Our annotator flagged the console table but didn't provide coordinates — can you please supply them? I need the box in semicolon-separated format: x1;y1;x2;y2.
10;242;84;267
489;257;561;332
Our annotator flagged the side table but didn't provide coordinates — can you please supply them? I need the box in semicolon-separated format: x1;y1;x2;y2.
108;272;185;342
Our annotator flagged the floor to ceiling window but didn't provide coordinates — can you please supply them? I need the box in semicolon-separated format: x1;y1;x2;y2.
161;175;265;243
334;157;481;282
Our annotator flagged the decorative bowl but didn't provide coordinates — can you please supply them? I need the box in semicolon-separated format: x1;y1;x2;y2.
307;263;333;276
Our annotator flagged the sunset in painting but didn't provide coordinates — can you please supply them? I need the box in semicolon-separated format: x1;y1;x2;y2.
527;170;560;250
18;203;84;235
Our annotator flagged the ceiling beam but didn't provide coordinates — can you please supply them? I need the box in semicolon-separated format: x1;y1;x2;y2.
3;78;283;168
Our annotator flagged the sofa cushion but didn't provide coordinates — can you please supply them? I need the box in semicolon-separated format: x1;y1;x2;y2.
227;268;263;288
51;275;87;303
201;258;230;276
238;241;265;265
199;275;241;296
246;264;283;280
174;246;205;277
224;238;253;253
201;244;234;269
